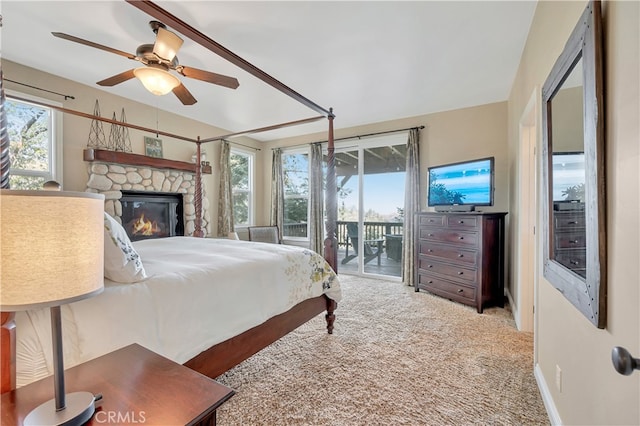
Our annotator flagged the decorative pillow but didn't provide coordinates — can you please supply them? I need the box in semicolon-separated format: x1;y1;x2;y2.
103;212;147;283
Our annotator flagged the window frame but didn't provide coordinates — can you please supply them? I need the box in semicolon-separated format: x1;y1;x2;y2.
6;90;63;188
230;147;255;228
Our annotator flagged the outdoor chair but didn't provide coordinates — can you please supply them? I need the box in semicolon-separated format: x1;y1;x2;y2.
341;222;383;265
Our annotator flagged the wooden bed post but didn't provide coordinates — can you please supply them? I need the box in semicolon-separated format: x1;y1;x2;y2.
1;312;16;393
325;297;337;335
193;138;204;238
323;109;338;273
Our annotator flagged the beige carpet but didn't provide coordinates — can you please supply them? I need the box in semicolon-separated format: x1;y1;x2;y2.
215;275;549;425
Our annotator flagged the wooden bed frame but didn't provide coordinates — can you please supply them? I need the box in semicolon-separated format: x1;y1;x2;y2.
1;295;337;393
0;0;340;395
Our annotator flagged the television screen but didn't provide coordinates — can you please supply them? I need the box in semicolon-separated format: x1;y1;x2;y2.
552;152;585;202
427;157;494;207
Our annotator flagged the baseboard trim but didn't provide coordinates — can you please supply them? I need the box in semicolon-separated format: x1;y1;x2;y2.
534;363;562;425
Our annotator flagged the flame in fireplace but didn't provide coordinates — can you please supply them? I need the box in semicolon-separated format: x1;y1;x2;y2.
132;213;162;236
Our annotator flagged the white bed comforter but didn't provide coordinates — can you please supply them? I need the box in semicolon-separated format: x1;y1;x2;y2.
15;237;341;387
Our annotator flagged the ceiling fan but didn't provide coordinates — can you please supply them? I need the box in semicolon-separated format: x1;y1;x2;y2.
52;21;240;105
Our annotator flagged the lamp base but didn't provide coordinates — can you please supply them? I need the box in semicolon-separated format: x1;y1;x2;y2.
24;391;96;426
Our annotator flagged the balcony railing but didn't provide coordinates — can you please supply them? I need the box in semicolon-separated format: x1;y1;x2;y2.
282;221;404;248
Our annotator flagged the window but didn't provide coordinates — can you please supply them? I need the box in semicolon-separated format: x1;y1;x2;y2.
7;93;61;189
230;149;254;226
282;150;310;238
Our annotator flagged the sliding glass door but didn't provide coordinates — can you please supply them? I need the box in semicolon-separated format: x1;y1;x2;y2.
335;133;407;278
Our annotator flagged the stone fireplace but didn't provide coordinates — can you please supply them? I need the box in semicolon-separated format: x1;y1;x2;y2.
85;162;210;237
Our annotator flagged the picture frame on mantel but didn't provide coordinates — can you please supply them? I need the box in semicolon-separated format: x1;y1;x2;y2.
144;136;163;158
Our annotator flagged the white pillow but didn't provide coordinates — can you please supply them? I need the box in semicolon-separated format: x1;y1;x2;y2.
103;212;147;283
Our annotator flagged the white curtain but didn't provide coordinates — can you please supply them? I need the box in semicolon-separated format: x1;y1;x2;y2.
217;140;234;237
271;148;284;242
402;128;420;286
309;143;324;254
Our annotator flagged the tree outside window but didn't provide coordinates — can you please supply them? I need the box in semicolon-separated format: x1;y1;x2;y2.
7;96;57;189
283;152;309;238
231;150;253;226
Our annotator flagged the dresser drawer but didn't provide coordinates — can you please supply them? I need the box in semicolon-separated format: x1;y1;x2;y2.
419;214;446;227
554;230;586;249
418;257;477;284
445;215;479;229
417;274;476;304
555;250;587;276
419;227;478;247
554;212;586;230
418;241;478;267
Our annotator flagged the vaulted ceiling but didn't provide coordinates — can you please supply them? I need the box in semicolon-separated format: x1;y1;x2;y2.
2;1;537;141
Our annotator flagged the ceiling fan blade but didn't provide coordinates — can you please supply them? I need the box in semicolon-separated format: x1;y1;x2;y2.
153;27;183;62
97;69;136;87
172;83;197;105
52;32;136;60
179;66;239;89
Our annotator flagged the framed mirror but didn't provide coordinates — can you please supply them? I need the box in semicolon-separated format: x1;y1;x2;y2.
541;0;606;328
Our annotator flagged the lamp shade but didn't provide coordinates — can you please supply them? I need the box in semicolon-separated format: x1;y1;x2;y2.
153;27;184;62
134;66;181;96
0;190;105;311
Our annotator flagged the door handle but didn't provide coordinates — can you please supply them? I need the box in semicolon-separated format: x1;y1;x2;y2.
611;346;640;375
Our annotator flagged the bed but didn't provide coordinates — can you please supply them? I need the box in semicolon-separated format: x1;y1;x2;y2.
0;0;341;394
4;235;341;390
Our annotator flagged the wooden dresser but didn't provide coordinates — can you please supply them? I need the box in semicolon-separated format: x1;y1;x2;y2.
552;209;587;278
414;212;507;313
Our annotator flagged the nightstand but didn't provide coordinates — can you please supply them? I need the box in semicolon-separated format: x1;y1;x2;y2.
1;343;235;425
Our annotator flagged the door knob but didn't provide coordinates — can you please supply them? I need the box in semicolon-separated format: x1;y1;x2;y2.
611;346;640;375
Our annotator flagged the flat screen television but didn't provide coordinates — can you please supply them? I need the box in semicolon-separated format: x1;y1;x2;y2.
427;157;494;209
552;152;585;203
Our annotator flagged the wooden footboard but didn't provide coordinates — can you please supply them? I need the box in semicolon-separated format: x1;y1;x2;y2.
0;296;336;393
184;294;336;379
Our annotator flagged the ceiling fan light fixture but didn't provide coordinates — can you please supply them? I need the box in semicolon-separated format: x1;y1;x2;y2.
134;66;180;96
154;27;184;62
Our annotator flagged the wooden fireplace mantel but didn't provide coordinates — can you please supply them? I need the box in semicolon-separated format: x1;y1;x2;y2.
83;149;212;175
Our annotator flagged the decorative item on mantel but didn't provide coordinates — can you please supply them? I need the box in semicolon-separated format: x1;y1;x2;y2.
107;112;120;151
117;108;132;153
87;100;107;149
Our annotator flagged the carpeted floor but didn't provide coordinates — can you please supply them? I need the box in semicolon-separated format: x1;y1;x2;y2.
215;275;549;425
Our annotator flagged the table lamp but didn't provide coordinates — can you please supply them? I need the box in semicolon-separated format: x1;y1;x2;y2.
0;189;105;425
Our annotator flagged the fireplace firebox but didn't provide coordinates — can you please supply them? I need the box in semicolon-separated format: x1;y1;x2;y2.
120;191;184;241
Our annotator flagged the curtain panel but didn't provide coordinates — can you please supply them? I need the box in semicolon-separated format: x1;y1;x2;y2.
402;128;420;286
309;143;324;254
271;148;284;242
217;140;234;237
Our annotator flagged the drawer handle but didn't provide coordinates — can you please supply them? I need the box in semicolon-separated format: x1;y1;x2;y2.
458;271;464;275
568;220;578;225
428;265;433;268
570;260;580;265
428;233;434;237
428;280;433;284
457;289;464;293
570;239;580;244
427;249;433;252
458;236;464;240
457;254;464;258
458;220;464;224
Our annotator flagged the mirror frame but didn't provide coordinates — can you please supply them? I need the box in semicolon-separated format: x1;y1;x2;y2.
541;0;606;328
